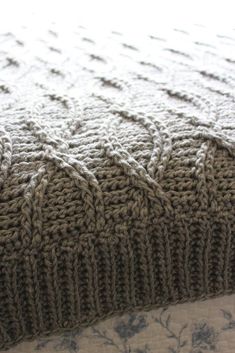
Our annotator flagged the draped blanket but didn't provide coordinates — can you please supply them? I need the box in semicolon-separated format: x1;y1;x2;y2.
0;25;234;350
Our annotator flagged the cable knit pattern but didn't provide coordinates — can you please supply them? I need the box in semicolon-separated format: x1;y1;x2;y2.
0;24;234;350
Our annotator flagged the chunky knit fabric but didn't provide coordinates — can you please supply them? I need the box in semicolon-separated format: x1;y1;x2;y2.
0;25;235;350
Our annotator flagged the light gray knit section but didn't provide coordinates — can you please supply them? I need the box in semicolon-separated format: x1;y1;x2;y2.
0;25;234;350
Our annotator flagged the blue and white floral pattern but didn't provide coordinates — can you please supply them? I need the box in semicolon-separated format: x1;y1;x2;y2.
5;295;235;353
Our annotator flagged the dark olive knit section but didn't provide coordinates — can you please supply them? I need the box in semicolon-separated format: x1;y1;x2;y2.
0;25;235;350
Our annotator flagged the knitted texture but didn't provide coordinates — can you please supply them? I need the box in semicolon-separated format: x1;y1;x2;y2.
0;24;235;350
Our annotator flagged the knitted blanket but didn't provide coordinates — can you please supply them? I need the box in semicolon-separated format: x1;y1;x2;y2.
0;25;234;350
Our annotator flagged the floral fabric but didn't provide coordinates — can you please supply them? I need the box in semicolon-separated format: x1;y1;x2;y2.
5;295;235;353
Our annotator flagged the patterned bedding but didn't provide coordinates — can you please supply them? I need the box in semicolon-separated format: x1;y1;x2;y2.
4;294;235;353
